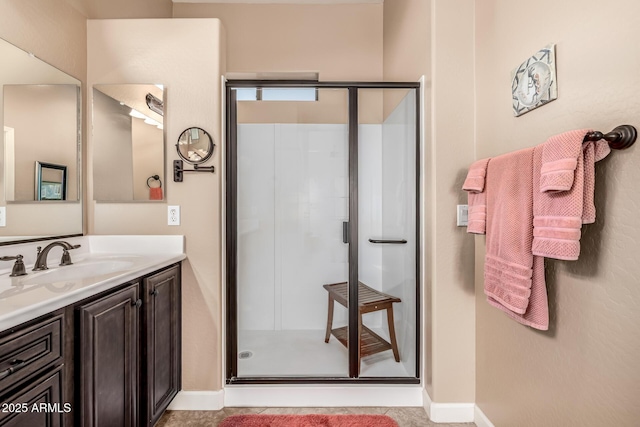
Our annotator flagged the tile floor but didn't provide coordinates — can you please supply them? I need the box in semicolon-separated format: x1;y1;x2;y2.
156;407;477;427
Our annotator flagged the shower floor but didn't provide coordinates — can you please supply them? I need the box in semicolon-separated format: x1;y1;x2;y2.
237;329;412;378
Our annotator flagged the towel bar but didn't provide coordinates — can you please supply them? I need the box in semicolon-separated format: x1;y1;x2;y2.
583;125;636;150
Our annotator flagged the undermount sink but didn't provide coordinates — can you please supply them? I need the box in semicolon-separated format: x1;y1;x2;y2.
20;260;135;285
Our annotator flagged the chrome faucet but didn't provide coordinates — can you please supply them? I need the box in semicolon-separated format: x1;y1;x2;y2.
32;241;81;271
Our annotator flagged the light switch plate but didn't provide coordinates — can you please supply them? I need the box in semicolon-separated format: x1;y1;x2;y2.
168;205;180;226
456;204;468;227
0;207;5;227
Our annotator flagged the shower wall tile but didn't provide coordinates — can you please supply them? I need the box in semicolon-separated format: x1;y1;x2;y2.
359;124;384;328
238;123;350;332
279;124;349;330
237;124;276;330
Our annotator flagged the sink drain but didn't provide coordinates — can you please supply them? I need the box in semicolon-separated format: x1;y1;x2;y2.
238;350;253;360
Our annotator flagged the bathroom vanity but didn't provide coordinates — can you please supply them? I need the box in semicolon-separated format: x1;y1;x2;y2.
0;236;185;427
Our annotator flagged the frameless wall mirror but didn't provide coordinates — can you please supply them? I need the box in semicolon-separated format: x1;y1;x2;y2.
92;84;165;201
0;37;82;245
176;127;214;164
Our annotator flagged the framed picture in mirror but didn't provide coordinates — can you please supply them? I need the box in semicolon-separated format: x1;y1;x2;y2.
35;161;67;201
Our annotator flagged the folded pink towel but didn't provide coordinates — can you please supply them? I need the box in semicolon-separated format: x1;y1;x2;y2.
463;158;490;192
533;131;610;260
539;129;589;192
463;158;490;234
484;147;537;315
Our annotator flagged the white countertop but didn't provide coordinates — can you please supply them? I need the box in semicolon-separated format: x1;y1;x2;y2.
0;235;186;331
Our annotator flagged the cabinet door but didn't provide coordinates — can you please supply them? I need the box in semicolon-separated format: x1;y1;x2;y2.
0;366;64;427
142;265;181;427
78;283;140;427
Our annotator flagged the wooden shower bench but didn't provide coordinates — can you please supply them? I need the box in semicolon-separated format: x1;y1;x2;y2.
323;281;401;370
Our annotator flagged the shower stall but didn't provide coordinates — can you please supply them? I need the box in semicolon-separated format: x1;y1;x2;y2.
226;82;419;383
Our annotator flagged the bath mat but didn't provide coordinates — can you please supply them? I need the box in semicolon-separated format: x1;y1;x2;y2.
219;414;399;427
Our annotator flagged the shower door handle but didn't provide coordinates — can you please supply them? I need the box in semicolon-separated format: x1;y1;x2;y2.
368;238;407;244
343;221;349;244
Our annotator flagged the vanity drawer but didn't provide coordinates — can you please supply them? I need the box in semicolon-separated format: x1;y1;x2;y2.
0;365;64;427
0;314;63;397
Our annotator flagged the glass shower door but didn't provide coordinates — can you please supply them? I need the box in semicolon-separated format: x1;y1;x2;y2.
356;88;418;378
234;88;351;378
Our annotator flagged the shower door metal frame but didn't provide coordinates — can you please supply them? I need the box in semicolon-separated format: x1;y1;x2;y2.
225;80;421;385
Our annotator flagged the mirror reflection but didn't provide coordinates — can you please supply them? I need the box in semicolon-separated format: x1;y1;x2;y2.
92;84;165;201
176;127;214;164
4;84;78;202
0;37;82;245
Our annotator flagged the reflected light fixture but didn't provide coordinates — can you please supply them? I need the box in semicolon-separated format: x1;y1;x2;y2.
130;109;163;130
129;108;147;119
146;93;164;116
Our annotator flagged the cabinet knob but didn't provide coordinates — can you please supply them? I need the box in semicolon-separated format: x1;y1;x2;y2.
151;289;159;297
132;299;142;308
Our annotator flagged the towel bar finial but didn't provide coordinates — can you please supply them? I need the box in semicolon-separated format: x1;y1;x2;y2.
584;124;637;149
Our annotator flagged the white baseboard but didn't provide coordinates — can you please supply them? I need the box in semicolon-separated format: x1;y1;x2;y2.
422;389;474;423
168;386;495;427
167;391;225;411
224;386;423;407
474;405;496;427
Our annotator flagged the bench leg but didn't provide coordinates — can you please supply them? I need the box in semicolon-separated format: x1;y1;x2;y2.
386;307;400;362
324;295;335;343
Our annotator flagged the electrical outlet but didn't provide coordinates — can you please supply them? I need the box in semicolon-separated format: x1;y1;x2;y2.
456;204;468;227
0;207;5;227
168;205;180;226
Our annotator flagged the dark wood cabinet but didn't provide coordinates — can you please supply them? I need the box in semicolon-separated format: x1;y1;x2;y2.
0;262;181;427
141;265;181;427
77;283;140;427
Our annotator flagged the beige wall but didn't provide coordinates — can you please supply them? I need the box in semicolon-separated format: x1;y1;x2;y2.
87;19;226;390
173;3;383;82
383;0;476;403
0;0;86;81
475;0;640;425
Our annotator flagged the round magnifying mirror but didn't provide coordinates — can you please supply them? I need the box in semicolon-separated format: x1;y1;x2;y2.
176;127;214;164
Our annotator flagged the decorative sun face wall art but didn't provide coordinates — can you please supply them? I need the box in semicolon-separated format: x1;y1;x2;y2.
511;44;558;116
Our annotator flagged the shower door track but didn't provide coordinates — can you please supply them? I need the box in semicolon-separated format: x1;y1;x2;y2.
225;80;421;385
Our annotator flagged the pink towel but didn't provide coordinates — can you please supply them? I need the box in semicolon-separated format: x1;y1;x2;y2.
463;158;490;234
484;147;535;315
463;158;490;192
484;147;548;330
462;150;549;329
581;139;610;224
539;129;588;192
486;256;548;330
533;131;610;260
